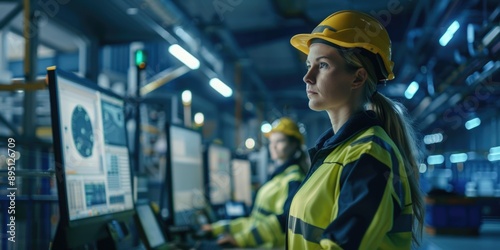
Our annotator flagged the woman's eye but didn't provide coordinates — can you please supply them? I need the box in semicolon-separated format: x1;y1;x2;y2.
319;62;328;68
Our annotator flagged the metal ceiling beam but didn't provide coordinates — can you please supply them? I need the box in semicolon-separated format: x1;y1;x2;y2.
113;0;178;44
0;113;20;137
140;65;191;96
0;2;22;29
418;60;500;131
49;4;97;41
149;0;276;118
231;23;314;48
394;0;451;81
206;26;277;113
7;27;68;52
102;31;164;44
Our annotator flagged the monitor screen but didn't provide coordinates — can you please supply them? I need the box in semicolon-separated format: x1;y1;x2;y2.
136;203;167;249
207;144;232;205
163;124;206;227
231;158;253;208
225;201;247;219
48;67;134;227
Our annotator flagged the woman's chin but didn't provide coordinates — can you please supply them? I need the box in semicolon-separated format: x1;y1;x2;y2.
308;101;323;111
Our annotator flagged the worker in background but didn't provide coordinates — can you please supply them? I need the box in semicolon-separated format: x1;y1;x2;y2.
278;10;425;249
202;117;309;248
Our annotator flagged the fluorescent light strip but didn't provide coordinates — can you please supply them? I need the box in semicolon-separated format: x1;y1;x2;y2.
439;21;460;46
209;78;233;97
490;146;500;154
427;154;445;165
174;26;196;46
450;153;468;163
404;81;419;99
482;26;500;46
488;153;500;162
423;133;443;145
168;44;200;70
465;117;481;130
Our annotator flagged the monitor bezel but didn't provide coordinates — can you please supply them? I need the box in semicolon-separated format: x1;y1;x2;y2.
48;67;135;229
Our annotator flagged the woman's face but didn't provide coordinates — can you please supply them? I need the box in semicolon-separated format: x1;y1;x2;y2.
268;132;297;162
303;43;358;111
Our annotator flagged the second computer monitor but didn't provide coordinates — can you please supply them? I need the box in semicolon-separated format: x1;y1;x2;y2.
206;144;232;205
162;124;206;227
231;158;253;208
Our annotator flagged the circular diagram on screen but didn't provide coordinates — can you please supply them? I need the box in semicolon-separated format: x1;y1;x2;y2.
71;105;94;158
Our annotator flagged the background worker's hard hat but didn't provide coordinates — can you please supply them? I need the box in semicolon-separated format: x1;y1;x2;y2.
290;10;395;81
265;117;304;144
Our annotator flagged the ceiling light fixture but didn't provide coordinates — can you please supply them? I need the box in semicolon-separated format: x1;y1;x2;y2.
261;122;272;133
168;44;200;70
465;117;481;130
209;78;233;97
427;154;445;165
450;153;468;163
404;81;419;99
439;20;460;46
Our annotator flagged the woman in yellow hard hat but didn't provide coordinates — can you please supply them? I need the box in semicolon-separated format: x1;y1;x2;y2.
272;10;423;250
202;117;308;248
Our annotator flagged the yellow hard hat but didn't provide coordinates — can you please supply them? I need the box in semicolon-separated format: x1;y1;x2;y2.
265;117;304;144
290;10;395;81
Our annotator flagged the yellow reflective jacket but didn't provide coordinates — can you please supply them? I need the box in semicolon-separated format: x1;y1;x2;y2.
288;111;413;250
211;161;305;248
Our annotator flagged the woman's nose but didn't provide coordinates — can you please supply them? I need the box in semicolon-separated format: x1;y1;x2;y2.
303;68;315;85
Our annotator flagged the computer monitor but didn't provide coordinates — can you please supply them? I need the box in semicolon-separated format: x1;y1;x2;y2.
160;124;206;227
224;201;247;219
231;158;253;208
205;144;232;205
135;202;168;250
48;67;135;249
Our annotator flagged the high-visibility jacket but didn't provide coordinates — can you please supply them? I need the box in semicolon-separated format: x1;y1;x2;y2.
287;111;413;250
211;159;305;248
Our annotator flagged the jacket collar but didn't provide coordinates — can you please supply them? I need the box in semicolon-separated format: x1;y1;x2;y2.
268;157;300;180
309;110;382;156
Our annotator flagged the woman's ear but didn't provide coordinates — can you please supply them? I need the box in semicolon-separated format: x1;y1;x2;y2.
352;68;367;89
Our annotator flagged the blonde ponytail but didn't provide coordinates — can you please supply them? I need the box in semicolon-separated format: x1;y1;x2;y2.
371;92;424;246
338;47;424;246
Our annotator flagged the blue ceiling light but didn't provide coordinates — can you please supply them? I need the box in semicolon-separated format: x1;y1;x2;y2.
439;20;460;46
450;153;468;163
465;117;481;130
490;146;500;154
404;81;419;99
488;146;500;162
423;133;444;145
488;152;500;162
427;154;445;165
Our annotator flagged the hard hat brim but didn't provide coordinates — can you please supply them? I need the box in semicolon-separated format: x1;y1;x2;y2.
290;33;395;81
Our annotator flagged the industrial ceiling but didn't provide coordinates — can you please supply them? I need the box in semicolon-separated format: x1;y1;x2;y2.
1;0;499;143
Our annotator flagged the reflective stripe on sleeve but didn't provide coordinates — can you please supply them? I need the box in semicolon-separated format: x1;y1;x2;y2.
288;215;324;244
